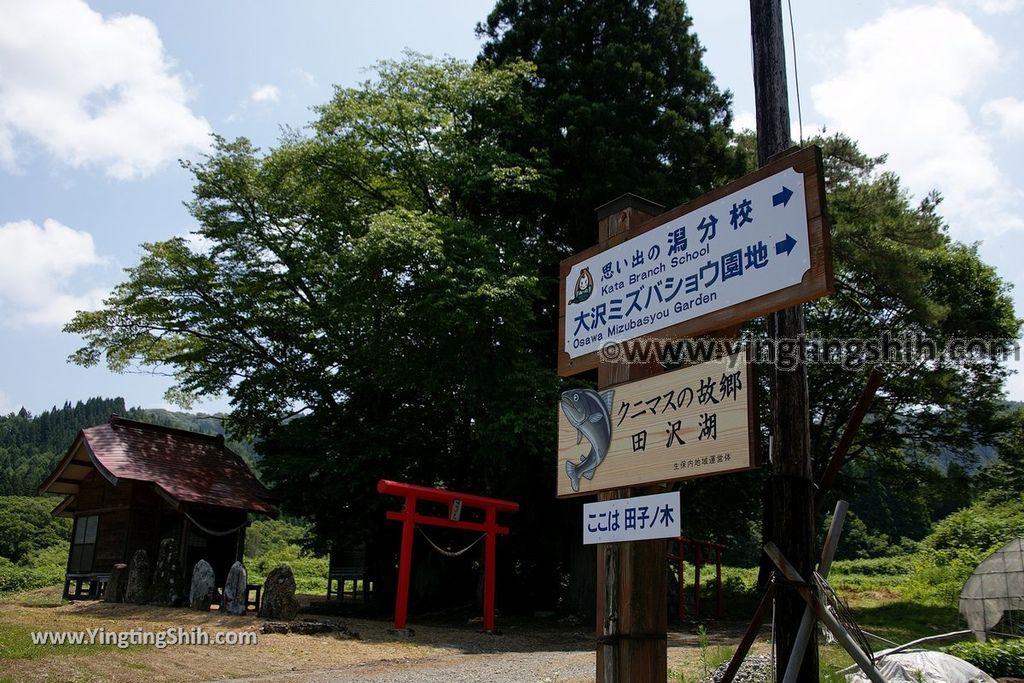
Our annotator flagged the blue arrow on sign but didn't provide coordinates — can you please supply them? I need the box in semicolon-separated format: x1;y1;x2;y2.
775;234;797;256
772;186;793;207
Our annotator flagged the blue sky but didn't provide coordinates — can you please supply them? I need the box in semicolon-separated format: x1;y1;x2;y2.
0;0;1022;415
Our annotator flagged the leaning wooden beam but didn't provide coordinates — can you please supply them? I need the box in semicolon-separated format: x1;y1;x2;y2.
763;542;886;683
718;581;775;683
815;367;884;513
782;500;849;683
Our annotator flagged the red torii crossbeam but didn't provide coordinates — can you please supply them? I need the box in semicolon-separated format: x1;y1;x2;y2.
377;479;519;632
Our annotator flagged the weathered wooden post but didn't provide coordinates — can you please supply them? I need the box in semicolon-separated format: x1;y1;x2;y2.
750;1;819;681
593;194;668;683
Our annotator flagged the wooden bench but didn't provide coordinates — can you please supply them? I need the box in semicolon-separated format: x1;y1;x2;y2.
326;547;372;602
63;572;110;600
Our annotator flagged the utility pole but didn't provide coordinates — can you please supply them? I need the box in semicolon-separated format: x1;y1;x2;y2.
750;2;819;682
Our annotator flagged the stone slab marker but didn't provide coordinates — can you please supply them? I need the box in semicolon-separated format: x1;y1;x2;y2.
124;550;151;604
222;561;248;615
259;564;299;620
150;537;184;606
105;562;128;603
189;559;218;611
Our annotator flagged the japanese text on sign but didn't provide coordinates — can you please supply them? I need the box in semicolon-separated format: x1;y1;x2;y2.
583;491;681;544
557;350;756;497
564;168;809;358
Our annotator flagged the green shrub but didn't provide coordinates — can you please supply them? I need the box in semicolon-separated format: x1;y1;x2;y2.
943;638;1024;678
244;518;328;594
905;497;1024;606
826;555;913;592
830;556;910;577
244;517;312;558
247;549;328;594
924;498;1024;555
0;496;71;563
830;511;894;560
0;542;68;594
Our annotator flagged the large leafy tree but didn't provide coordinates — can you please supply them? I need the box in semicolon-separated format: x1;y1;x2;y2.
65;57;562;605
476;0;750;603
0;496;71;563
806;134;1019;540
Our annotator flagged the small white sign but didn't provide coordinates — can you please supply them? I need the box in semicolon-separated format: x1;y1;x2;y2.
582;491;681;544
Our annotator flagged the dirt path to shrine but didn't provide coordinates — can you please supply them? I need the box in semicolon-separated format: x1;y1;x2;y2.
0;589;766;682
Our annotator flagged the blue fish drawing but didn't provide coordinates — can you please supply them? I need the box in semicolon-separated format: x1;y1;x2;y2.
560;388;615;492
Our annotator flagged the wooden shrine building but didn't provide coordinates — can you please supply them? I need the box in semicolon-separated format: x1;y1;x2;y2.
39;415;278;599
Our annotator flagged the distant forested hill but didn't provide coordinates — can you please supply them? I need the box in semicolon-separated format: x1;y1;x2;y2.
0;397;258;496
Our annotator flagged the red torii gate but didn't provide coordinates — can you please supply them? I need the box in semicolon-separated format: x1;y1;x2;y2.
377;479;519;632
670;537;725;621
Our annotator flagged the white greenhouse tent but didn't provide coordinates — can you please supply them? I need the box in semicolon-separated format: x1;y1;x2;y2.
959;536;1024;642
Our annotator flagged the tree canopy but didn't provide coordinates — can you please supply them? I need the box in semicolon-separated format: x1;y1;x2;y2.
0;496;71;564
477;0;745;256
65;58;561;588
804;134;1020;539
63;19;1020;609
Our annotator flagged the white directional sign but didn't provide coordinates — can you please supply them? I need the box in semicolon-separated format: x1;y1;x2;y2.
582;491;681;544
564;167;809;359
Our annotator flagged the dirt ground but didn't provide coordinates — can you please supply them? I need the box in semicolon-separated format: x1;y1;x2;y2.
0;589;767;683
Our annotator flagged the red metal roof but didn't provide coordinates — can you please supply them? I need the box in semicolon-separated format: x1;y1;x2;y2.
50;416;277;514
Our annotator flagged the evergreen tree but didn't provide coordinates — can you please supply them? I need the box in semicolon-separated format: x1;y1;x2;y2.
477;0;745;256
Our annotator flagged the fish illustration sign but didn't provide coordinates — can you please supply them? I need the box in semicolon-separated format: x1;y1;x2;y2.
557;350;757;497
560;387;614;492
557;146;831;377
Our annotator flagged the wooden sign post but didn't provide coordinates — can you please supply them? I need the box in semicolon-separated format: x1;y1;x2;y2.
592;195;669;683
559;146;830;378
560;140;830;683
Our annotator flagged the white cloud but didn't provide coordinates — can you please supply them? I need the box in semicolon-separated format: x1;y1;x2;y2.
292;68;317;87
1006;358;1024;401
181;230;213;254
982;97;1024;137
733;111;756;132
954;0;1024;13
250;84;280;103
0;0;210;179
811;5;1024;236
0;219;109;327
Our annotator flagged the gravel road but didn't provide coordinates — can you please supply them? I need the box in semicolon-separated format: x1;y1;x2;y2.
205;618;597;683
211;649;595;683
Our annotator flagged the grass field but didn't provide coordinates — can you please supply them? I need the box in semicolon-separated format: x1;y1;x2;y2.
0;556;973;683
